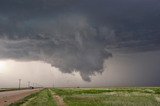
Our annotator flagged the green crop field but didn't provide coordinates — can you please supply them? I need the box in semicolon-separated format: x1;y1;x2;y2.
10;87;160;106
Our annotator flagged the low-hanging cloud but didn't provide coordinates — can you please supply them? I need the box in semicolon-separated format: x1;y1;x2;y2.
0;15;113;81
0;0;160;81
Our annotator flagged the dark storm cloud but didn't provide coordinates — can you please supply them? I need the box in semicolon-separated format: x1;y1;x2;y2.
0;0;160;81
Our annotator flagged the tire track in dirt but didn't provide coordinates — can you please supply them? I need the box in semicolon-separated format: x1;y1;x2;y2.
54;95;67;106
51;90;67;106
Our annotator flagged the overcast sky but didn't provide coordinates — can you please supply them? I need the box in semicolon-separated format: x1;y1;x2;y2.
0;0;160;88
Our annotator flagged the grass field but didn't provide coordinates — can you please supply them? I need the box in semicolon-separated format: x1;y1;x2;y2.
53;87;160;106
10;87;160;106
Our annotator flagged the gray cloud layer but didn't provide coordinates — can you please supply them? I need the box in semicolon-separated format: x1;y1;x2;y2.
0;0;160;81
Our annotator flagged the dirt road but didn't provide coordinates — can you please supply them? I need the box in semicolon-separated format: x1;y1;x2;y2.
0;89;41;106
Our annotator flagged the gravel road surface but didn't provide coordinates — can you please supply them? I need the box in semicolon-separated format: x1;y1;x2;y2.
0;89;41;106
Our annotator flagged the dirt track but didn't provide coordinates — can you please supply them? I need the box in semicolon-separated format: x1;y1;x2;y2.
53;95;67;106
0;89;41;106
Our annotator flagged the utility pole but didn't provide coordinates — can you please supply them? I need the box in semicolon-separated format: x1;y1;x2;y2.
18;79;21;90
28;81;30;88
50;68;55;88
34;83;36;88
33;83;34;88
